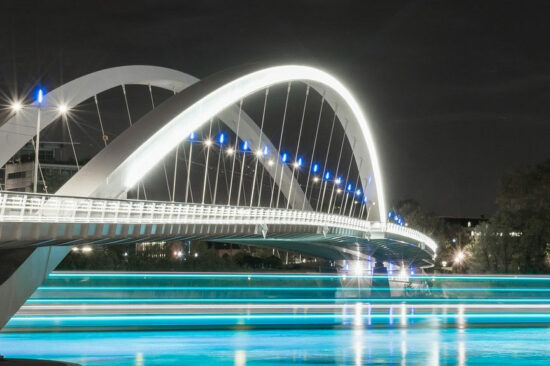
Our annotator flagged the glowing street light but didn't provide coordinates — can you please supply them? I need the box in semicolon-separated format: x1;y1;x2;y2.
57;104;69;115
226;147;234;156
293;156;304;169
204;139;213;147
10;101;22;113
454;251;465;264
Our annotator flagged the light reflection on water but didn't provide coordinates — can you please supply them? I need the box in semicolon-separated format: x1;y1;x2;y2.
1;327;550;365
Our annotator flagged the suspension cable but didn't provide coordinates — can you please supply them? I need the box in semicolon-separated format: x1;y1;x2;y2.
302;95;326;210
337;137;356;214
348;159;363;217
202;119;213;204
286;85;310;209
272;82;291;208
63;114;80;171
327;120;349;213
30;138;48;193
93;95;108;147
227;100;243;205
122;84;145;199
315;109;337;211
249;88;269;207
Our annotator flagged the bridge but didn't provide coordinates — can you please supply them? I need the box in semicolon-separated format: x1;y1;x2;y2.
0;64;437;328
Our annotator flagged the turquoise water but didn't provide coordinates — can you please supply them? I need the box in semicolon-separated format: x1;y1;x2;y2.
3;272;550;364
2;327;550;365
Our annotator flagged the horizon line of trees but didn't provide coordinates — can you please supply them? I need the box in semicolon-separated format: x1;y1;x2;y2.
395;159;550;274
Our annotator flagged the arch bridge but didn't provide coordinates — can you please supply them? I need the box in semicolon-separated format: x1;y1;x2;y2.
0;64;437;328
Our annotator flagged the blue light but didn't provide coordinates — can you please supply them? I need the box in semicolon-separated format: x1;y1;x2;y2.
297;156;304;167
335;176;343;185
346;183;354;192
363;195;368;203
241;140;250;151
189;131;197;141
36;88;44;104
388;211;393;218
312;163;320;174
281;152;289;163
355;189;362;197
263;146;269;156
323;171;331;181
368;174;373;186
217;132;227;145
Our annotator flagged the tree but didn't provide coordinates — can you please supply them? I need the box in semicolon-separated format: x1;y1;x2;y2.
468;160;550;273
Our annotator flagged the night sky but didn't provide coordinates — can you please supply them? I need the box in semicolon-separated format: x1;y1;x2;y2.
1;0;549;218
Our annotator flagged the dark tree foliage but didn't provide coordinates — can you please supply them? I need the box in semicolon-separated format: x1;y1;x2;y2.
394;200;468;269
469;160;550;273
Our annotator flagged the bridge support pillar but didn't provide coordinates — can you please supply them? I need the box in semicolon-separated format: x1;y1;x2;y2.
0;246;70;329
371;258;390;298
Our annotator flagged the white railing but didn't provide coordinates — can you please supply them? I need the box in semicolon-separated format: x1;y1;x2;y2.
0;191;437;254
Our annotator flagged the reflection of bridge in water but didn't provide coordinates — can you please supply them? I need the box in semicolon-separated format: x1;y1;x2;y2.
0;64;436;328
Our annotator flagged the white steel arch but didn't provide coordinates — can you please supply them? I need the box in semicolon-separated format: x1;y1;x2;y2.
0;65;312;210
0;65;197;167
59;65;387;222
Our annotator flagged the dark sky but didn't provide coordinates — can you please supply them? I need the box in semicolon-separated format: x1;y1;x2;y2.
1;0;549;217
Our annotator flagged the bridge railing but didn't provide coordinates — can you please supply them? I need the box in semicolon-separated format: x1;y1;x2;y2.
0;191;436;254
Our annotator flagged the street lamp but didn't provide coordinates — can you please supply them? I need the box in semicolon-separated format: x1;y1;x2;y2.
10;101;22;113
33;88;45;193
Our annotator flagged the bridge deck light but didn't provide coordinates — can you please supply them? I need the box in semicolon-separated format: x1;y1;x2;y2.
10;101;23;113
255;149;263;158
313;176;320;183
281;152;289;163
268;159;274;166
312;163;320;174
57;104;69;115
36;88;44;104
226;147;234;155
204;139;213;147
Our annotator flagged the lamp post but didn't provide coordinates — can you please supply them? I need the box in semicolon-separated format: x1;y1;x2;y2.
33;89;44;193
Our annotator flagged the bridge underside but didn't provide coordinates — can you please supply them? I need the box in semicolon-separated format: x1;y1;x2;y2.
0;221;433;266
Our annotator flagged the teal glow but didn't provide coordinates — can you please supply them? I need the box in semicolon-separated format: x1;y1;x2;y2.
48;272;550;281
36;286;550;292
25;298;550;304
